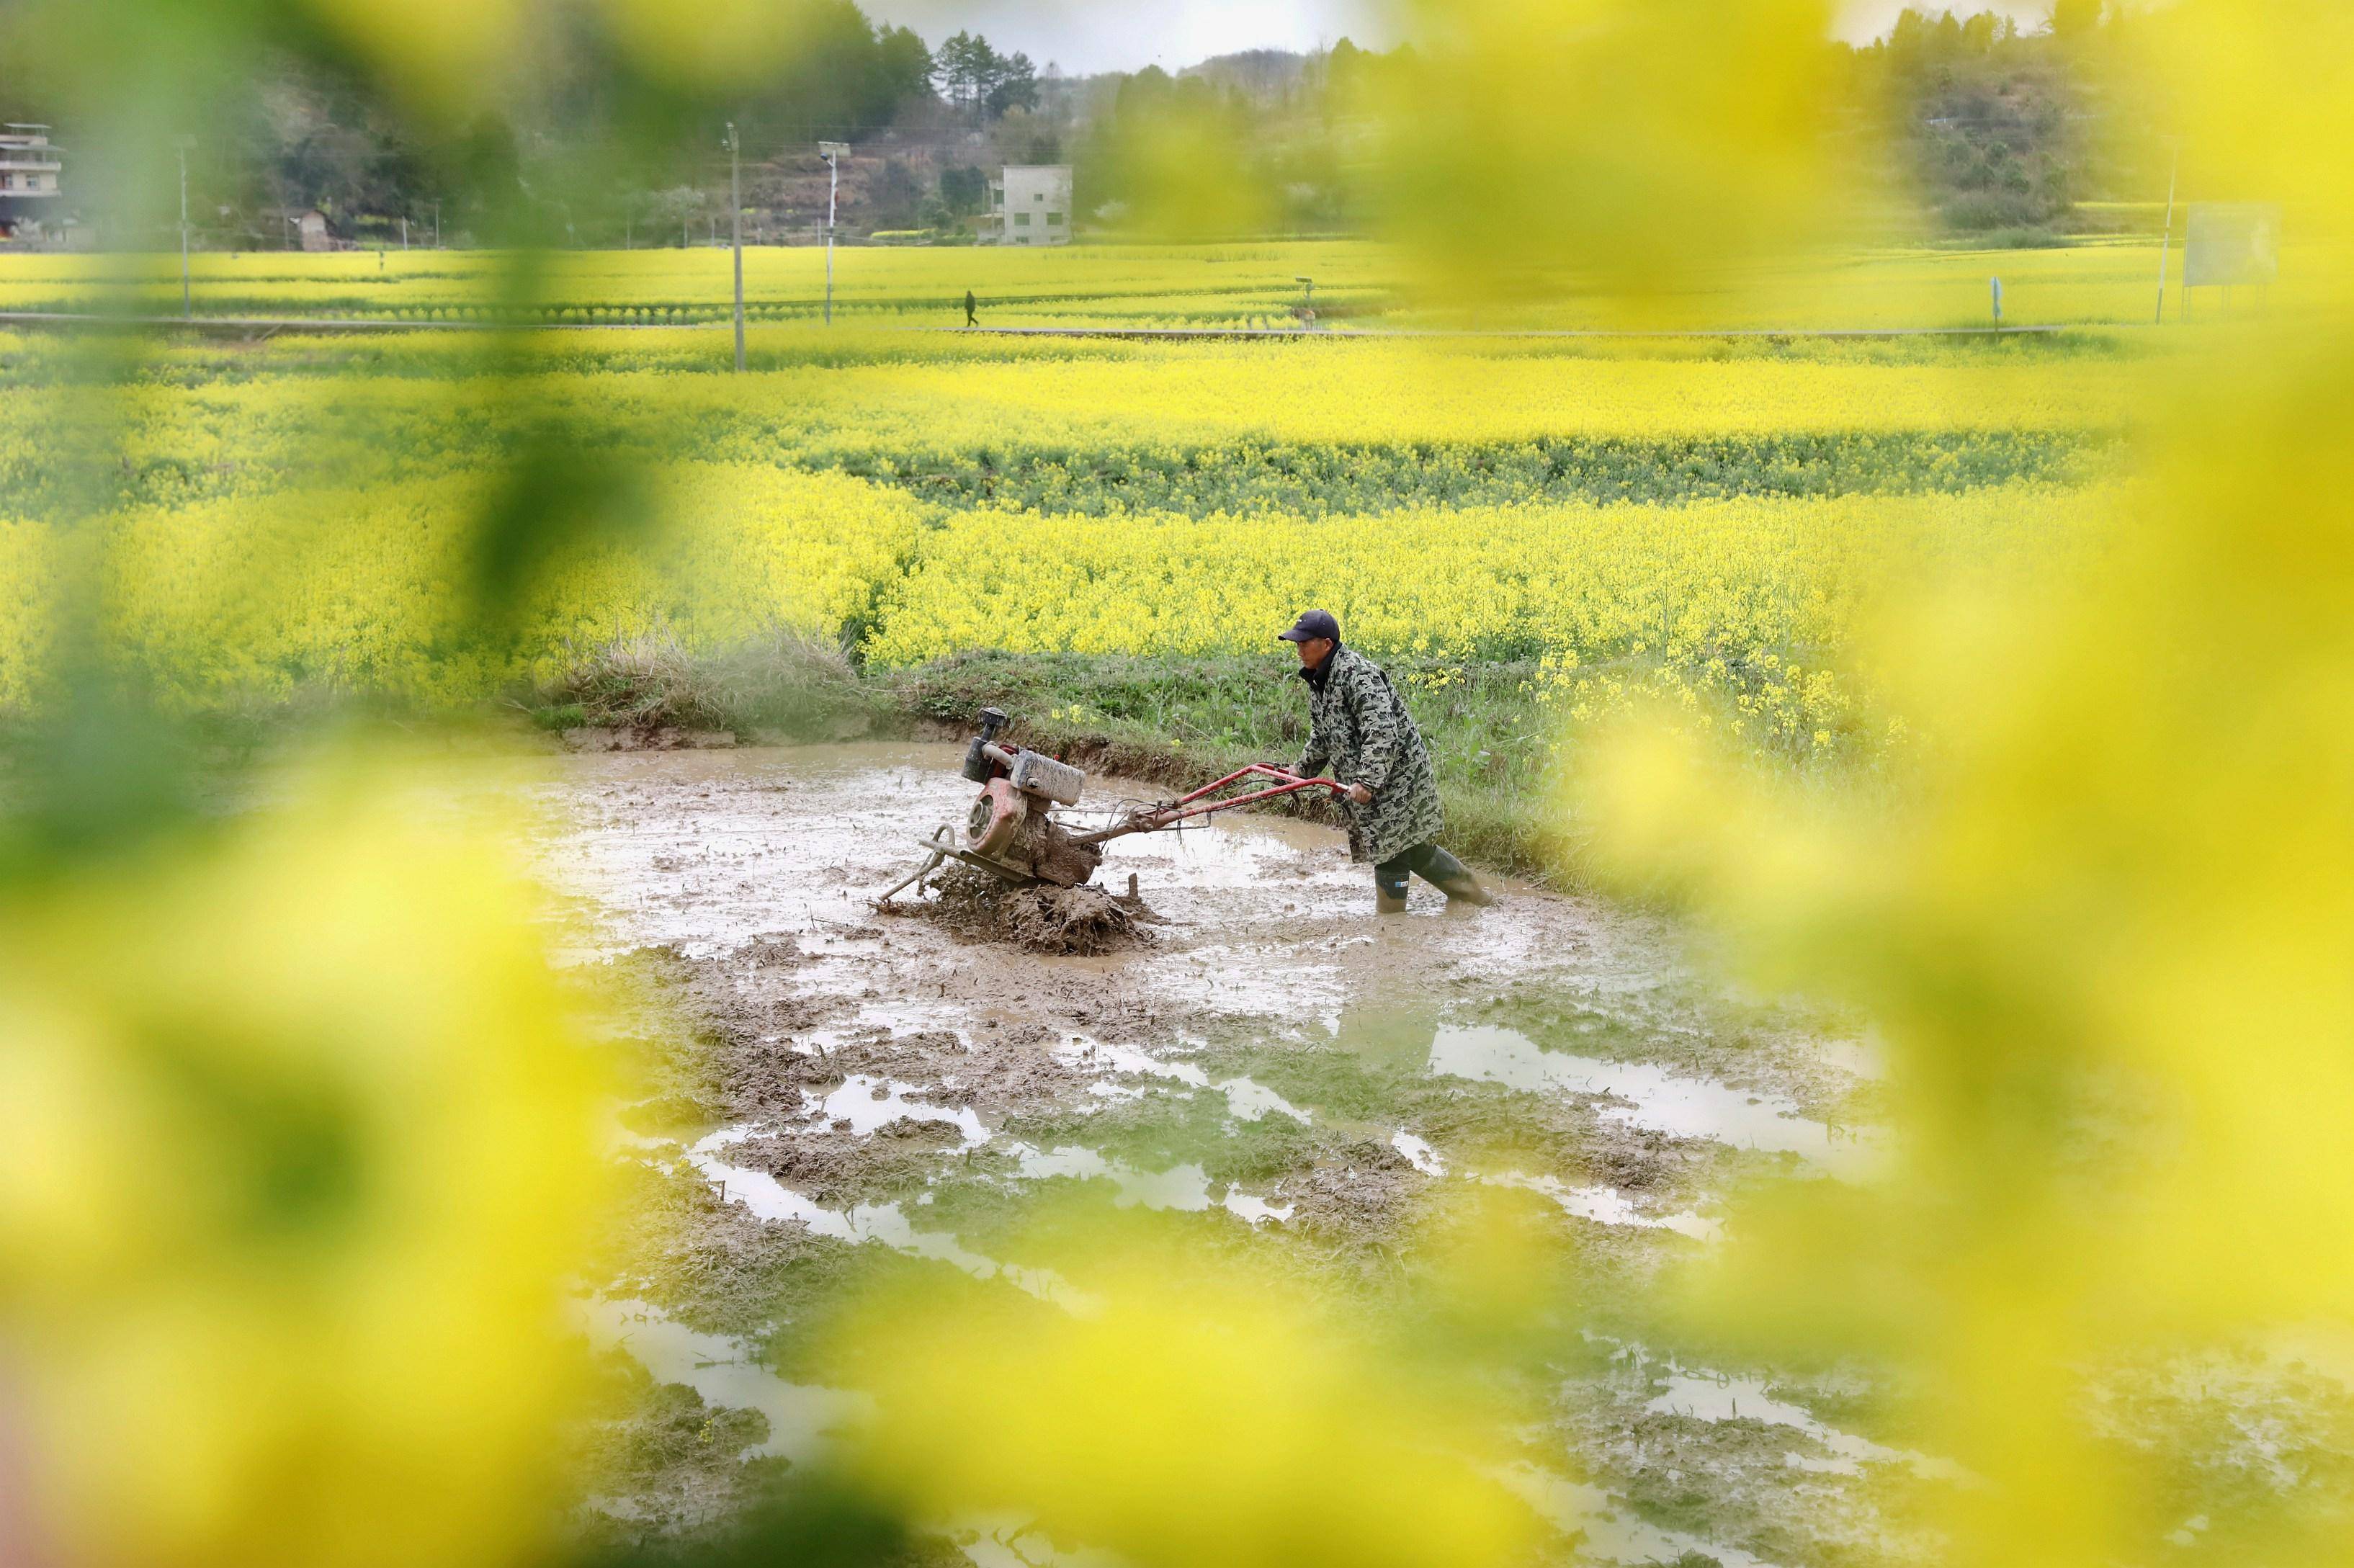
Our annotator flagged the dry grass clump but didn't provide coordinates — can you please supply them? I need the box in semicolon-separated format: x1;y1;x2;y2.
540;627;875;741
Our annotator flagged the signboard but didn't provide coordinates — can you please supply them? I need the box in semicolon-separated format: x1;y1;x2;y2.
2185;203;2281;288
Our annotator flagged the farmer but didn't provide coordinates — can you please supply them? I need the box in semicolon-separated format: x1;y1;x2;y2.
1276;609;1493;913
964;289;978;327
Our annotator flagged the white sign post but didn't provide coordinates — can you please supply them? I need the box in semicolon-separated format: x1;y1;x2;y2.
819;141;850;326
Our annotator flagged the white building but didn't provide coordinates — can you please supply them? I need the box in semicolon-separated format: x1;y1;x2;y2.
0;125;64;236
988;166;1072;246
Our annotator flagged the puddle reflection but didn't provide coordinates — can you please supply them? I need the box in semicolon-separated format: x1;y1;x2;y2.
576;1297;871;1466
1430;1024;1884;1175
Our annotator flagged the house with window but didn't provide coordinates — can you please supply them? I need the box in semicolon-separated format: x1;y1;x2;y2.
985;166;1072;247
0;125;65;238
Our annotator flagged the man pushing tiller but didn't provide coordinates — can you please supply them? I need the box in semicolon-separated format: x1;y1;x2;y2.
882;610;1492;913
1274;609;1492;913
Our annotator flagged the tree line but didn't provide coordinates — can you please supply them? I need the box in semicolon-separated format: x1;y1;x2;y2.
0;0;1057;247
0;0;2173;249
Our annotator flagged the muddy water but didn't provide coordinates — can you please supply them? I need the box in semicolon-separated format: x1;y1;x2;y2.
685;1127;1095;1313
1429;1023;1887;1176
538;743;1904;1565
1504;1466;1783;1568
577;1297;872;1466
542;741;1856;1082
544;740;1655;1023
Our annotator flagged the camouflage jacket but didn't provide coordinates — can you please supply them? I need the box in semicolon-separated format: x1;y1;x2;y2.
1292;645;1446;864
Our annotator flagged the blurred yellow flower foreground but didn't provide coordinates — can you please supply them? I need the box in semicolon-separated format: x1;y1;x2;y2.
0;753;612;1567
834;1216;1556;1568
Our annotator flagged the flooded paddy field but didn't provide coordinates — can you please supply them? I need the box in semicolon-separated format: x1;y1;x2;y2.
524;743;2350;1565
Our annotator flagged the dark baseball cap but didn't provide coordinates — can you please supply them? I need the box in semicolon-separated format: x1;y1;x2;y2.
1277;609;1341;645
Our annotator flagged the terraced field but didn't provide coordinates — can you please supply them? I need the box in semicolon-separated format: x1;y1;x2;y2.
0;274;2151;790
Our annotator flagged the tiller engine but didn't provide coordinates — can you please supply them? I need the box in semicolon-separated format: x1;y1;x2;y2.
876;707;1348;904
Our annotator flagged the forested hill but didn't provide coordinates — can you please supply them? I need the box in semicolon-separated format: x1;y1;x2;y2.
1838;4;2167;238
0;1;2167;248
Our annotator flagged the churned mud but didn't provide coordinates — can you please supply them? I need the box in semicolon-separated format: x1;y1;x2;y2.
518;742;2352;1566
522;741;1935;1564
889;866;1153;956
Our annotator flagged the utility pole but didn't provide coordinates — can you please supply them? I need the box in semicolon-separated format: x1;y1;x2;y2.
401;215;409;250
176;135;195;318
820;141;849;325
728;122;746;373
2154;141;2180;326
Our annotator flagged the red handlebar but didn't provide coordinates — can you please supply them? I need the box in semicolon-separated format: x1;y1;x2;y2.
1073;765;1347;847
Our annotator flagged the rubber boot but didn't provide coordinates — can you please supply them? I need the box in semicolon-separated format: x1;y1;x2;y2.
1418;846;1494;908
1375;870;1410;915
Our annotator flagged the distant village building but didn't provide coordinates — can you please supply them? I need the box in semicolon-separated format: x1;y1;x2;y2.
256;207;340;251
0;125;65;239
987;166;1072;246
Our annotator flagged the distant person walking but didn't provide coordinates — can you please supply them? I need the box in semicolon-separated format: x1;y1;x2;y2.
964;290;977;328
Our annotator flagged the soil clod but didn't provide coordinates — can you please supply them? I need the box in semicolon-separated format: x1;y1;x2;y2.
1003;882;1145;954
896;866;1153;955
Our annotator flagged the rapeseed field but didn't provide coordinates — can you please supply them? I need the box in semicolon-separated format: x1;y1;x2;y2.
0;293;2132;769
0;234;2325;329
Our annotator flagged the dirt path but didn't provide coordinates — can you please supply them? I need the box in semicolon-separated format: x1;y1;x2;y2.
537;743;1922;1564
